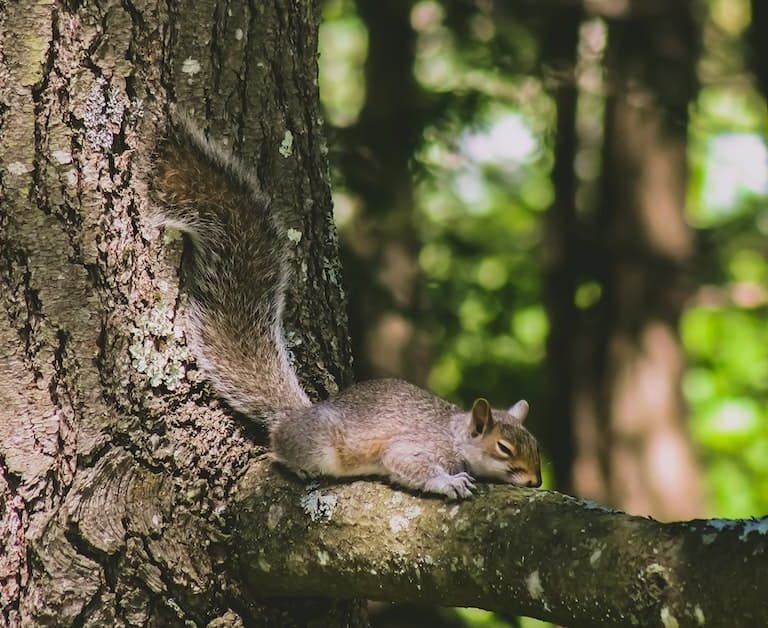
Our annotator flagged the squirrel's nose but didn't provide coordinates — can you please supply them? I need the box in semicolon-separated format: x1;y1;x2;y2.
526;475;542;488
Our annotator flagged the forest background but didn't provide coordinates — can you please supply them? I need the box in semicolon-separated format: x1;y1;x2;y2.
318;1;768;625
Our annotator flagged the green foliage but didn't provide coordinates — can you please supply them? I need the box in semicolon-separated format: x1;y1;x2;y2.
684;7;768;514
414;102;554;411
321;0;768;623
682;303;768;516
453;609;518;628
319;0;367;127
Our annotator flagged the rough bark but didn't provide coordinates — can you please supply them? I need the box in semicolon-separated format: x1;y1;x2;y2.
0;0;357;625
233;464;768;628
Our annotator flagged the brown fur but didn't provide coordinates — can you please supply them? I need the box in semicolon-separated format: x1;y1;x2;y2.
336;439;388;471
149;112;308;417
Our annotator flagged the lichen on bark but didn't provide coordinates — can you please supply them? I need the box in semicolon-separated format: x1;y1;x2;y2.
1;0;357;625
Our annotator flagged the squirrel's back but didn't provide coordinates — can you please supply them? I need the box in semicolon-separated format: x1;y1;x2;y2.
271;378;462;478
150;114;309;416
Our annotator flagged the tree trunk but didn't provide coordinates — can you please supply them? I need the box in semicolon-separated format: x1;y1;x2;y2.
339;0;433;385
552;0;708;520
0;0;358;625
541;1;583;495
749;0;768;100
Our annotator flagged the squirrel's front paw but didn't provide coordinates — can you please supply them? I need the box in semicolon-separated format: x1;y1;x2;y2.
425;471;476;500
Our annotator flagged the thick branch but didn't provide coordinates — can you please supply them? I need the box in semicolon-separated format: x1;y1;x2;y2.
233;462;767;627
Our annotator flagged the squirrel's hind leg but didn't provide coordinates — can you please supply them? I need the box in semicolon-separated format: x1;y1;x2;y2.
271;442;340;479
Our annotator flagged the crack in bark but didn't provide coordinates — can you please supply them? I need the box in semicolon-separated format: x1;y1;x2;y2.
0;461;27;626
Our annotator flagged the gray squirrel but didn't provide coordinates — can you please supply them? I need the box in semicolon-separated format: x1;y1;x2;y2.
149;112;542;499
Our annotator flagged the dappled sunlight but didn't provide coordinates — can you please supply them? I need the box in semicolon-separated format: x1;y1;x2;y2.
573;389;607;502
461;114;538;166
312;0;768;624
320;0;768;540
318;6;367;127
702;133;768;212
639;142;693;260
365;313;419;379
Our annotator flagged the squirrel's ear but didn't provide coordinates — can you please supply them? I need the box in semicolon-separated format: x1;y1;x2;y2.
470;398;493;436
508;399;529;422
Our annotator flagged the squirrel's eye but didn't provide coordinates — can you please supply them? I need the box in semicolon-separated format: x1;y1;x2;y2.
496;441;513;457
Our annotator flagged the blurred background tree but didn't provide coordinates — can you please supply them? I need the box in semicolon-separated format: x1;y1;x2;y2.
319;0;768;625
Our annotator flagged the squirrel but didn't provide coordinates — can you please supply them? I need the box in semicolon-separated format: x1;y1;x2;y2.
149;112;542;499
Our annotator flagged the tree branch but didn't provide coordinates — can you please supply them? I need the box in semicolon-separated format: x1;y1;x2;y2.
233;461;768;627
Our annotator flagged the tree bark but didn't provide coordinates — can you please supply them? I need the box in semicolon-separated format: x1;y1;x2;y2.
0;0;358;625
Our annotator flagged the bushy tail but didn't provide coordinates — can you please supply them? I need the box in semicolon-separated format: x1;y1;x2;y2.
149;112;310;417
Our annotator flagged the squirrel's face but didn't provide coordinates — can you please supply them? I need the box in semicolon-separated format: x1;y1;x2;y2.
466;398;542;488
